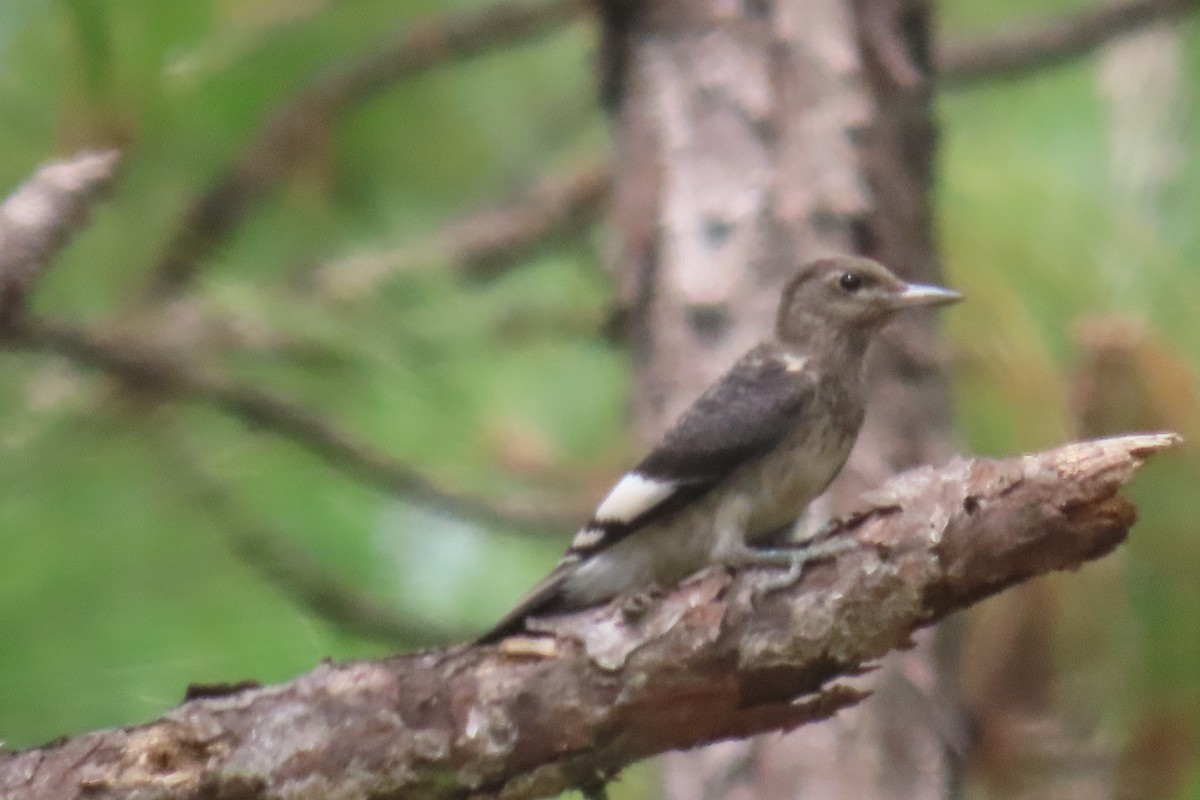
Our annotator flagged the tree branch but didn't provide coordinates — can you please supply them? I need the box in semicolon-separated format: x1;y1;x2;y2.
313;160;610;298
1;314;571;537
145;0;588;299
940;0;1199;86
0;434;1175;800
0;150;120;325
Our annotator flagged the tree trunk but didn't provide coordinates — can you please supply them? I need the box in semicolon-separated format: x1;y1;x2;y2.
603;0;961;797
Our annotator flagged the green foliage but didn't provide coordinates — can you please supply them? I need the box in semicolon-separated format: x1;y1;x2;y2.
1;1;1198;797
0;0;611;747
940;5;1200;795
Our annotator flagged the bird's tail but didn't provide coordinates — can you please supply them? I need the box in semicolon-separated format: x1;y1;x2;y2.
474;565;573;645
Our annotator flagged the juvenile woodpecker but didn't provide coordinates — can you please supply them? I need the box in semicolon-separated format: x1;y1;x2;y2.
477;256;961;643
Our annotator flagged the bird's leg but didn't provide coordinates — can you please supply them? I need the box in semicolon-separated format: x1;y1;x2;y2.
729;537;857;600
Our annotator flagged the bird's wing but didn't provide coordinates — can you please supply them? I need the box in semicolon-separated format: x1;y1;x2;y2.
474;562;575;643
475;348;816;644
566;347;817;560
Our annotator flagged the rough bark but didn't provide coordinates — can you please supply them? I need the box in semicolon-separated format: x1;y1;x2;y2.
0;434;1173;800
602;0;955;796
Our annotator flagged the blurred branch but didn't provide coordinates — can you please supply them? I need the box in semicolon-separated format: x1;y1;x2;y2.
312;160;610;298
1;314;572;537
940;0;1199;86
0;150;120;325
0;434;1175;800
156;428;469;646
145;0;589;299
1070;314;1200;450
142;295;359;369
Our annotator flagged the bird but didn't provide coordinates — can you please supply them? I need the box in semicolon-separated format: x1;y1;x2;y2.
477;255;961;643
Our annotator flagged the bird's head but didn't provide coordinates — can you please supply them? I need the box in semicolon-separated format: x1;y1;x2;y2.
776;256;961;347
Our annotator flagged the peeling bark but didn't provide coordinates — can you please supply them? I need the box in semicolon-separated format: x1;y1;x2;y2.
0;434;1174;800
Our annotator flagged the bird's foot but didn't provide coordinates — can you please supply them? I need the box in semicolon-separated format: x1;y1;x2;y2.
733;538;857;603
619;584;665;624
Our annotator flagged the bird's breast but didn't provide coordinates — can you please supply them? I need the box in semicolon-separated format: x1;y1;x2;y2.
740;383;862;535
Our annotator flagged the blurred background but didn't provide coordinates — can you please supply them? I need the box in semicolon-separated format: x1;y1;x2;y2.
0;0;1198;797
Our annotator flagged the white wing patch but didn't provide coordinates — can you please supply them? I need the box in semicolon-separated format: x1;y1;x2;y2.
593;472;676;524
570;526;607;550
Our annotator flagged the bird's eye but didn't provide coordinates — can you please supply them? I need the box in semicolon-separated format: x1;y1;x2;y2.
839;272;862;292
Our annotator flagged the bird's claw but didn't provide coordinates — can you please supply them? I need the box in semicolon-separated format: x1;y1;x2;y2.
752;558;807;602
745;537;857;605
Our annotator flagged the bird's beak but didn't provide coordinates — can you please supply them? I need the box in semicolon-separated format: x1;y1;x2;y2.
891;282;963;309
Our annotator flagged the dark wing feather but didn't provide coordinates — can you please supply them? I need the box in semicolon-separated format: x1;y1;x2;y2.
475;563;572;643
569;347;816;558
